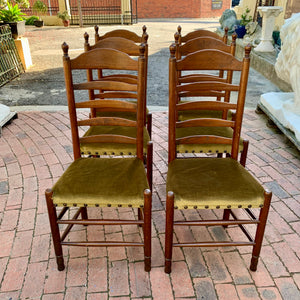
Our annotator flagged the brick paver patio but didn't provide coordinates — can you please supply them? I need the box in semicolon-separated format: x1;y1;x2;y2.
0;109;300;299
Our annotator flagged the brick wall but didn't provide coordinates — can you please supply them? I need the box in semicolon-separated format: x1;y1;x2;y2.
137;0;231;19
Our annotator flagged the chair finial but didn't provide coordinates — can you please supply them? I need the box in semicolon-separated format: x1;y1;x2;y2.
142;25;147;34
224;27;229;35
177;25;182;34
232;33;237;44
143;32;149;43
174;32;180;44
169;43;176;57
94;25;99;34
62;42;69;57
245;44;252;58
139;43;146;57
84;32;89;44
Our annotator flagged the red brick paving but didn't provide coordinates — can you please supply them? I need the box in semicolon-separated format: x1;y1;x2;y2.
0;110;299;299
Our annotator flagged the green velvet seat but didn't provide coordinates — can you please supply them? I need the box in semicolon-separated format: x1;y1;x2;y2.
167;158;265;210
81;126;150;155
52;157;149;207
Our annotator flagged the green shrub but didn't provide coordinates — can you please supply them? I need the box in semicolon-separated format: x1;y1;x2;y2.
25;15;39;25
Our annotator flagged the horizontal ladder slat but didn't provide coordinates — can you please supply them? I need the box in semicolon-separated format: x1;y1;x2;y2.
80;135;136;144
176;135;232;145
176;118;234;128
78;117;136;127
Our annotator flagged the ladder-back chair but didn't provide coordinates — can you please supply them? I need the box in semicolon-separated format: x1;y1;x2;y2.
45;44;152;272
83;33;151;136
171;42;248;166
165;45;272;274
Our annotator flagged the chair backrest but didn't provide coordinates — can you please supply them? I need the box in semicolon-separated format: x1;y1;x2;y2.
175;34;236;59
168;44;251;163
176;25;228;45
94;25;148;43
84;34;144;56
83;33;149;124
174;34;237;102
62;43;146;161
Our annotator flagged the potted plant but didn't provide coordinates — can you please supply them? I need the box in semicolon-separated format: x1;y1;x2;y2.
235;7;253;38
32;0;47;27
57;10;70;27
0;2;26;39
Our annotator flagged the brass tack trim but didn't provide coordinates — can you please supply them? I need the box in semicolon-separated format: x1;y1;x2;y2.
174;206;178;209
95;152;99;155
184;205;188;209
140;205;144;208
63;203;67;207
73;204;77;207
107;204;111;207
259;204;264;208
248;205;252;208
120;152;123;155
112;152;115;155
95;204;99;207
193;206;197;209
128;152;132;155
216;205;220;209
84;204;88;207
227;205;231;209
118;204;122;207
128;204;132;207
88;152;91;155
238;205;242;208
205;205;209;209
54;204;58;207
104;152;107;155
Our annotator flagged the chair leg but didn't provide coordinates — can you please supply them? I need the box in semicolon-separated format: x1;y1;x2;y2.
138;207;143;227
240;140;249;167
81;207;88;220
143;189;152;272
147;141;153;192
250;190;272;271
147;113;152;139
222;209;231;228
45;189;65;271
165;191;174;274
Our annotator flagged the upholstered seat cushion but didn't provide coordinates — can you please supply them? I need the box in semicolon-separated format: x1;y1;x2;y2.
176;126;244;153
52;157;149;207
167;158;265;209
81;126;150;155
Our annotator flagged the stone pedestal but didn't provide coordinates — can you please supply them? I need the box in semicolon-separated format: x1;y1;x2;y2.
255;6;283;52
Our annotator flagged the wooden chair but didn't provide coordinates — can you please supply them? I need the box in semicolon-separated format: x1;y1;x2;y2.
165;45;272;274
171;39;248;166
45;43;152;272
83;33;151;136
94;24;148;43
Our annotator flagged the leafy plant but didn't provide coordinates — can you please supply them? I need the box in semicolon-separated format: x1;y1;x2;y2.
32;0;47;20
0;2;25;22
240;7;253;26
57;10;70;21
25;15;39;25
